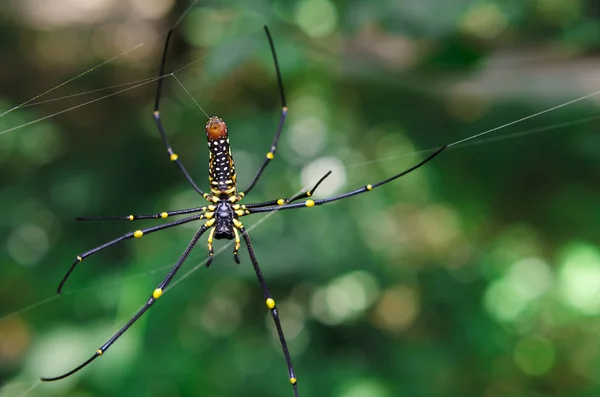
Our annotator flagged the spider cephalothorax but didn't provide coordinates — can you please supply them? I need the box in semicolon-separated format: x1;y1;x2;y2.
204;199;241;268
213;201;236;239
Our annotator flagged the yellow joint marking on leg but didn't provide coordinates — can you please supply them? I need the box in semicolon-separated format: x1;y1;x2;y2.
233;219;242;228
77;256;82;261
160;212;168;219
266;152;274;160
153;110;159;117
290;377;297;385
170;153;179;161
206;218;216;227
235;210;246;217
204;212;214;219
207;228;215;243
208;205;216;211
366;184;373;191
266;298;276;309
128;215;134;221
211;196;220;203
282;106;288;112
133;230;143;238
238;192;245;198
305;199;315;207
203;193;209;199
232;204;240;210
307;191;312;197
153;288;163;299
96;349;103;356
233;229;241;251
277;199;285;206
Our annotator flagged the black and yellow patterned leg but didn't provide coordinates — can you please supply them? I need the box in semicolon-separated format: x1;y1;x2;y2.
58;213;209;293
237;223;298;397
76;206;213;221
245;145;448;216
233;229;241;264
239;26;288;197
243;171;331;209
42;222;212;382
153;29;210;200
205;227;215;268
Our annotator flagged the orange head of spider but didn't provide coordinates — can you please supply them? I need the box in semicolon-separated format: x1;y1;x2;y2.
206;116;228;140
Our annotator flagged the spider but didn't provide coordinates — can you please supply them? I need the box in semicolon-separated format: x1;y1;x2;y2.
40;25;447;397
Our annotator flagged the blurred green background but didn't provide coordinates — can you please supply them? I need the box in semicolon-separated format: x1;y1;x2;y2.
2;0;600;396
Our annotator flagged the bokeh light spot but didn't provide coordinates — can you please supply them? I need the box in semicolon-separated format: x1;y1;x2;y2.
295;0;338;38
6;224;50;267
17;0;117;28
0;317;30;363
514;335;555;376
536;0;581;26
371;285;419;333
445;82;488;123
201;295;241;336
337;378;391;397
460;2;508;39
130;0;174;20
484;257;552;322
511;258;553;299
289;117;328;158
557;242;600;315
311;271;379;325
184;8;226;47
301;156;346;196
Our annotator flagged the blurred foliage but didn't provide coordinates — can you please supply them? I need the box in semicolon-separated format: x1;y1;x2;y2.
2;0;600;396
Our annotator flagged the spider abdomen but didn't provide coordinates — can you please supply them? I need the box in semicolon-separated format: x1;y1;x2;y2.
206;116;237;197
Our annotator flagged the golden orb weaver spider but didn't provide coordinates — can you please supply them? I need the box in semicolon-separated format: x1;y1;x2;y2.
40;25;447;397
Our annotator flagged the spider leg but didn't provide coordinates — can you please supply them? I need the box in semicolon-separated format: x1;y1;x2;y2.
233;229;241;264
41;222;212;382
243;171;332;209
238;26;287;198
237;223;298;397
57;213;209;294
244;145;447;215
205;227;215;268
153;29;210;201
76;206;211;221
